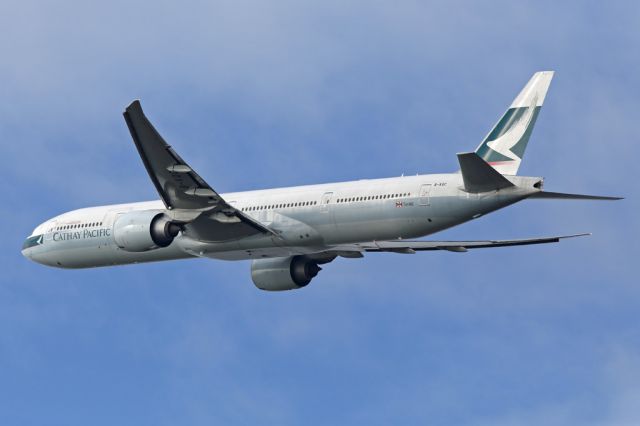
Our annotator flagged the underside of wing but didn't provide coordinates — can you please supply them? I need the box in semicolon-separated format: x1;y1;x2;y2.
123;100;275;242
326;233;589;255
124;100;221;210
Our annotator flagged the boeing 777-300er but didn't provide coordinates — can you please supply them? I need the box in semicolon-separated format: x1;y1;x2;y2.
22;71;621;290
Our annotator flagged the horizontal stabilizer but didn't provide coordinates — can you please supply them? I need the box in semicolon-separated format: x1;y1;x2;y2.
457;152;514;193
528;191;623;201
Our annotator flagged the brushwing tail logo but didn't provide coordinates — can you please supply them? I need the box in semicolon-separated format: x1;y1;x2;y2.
486;95;538;161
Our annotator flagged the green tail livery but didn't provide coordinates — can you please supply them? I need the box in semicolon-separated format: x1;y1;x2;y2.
475;71;553;175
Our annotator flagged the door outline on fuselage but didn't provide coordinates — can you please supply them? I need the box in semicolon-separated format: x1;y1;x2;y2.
44;220;58;242
320;192;333;212
419;184;432;206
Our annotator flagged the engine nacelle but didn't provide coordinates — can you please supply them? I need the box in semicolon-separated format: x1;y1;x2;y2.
251;256;321;291
113;210;181;252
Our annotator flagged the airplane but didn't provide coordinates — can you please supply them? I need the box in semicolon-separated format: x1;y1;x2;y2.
21;71;622;290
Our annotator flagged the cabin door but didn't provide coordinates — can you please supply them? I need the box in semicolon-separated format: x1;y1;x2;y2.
320;192;333;212
419;184;432;206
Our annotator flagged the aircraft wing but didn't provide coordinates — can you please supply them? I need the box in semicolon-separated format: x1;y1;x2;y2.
327;233;589;255
123;100;275;241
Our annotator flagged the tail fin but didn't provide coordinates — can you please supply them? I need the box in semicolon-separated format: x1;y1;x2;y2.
475;71;554;176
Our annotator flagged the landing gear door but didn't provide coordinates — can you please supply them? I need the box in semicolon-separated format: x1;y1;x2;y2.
419;184;432;206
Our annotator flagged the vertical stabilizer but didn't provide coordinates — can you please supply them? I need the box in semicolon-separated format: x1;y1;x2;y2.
475;71;554;175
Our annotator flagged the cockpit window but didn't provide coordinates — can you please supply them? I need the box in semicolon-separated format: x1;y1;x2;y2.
22;235;42;250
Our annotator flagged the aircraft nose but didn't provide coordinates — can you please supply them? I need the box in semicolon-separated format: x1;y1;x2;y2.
21;234;43;262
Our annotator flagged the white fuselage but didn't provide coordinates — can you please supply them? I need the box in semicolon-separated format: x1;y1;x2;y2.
22;173;539;269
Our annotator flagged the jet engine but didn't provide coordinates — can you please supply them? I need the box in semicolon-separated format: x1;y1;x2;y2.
113;210;181;252
251;256;322;291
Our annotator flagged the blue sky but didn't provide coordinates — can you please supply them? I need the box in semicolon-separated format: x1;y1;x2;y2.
1;1;638;424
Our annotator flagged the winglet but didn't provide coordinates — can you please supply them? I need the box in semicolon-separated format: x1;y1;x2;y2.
457;152;515;193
